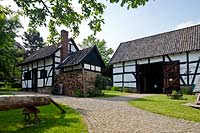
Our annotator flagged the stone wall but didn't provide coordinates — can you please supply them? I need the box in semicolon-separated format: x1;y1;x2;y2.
37;87;52;94
55;69;101;96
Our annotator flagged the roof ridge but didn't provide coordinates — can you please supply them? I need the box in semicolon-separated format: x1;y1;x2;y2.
120;24;200;45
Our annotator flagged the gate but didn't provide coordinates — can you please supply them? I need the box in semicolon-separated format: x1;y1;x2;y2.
163;61;180;93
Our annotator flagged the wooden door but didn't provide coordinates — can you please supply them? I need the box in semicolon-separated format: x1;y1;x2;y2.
163;61;180;93
32;69;38;92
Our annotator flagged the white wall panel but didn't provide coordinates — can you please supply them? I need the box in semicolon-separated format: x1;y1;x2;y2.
181;75;187;85
189;75;194;85
71;45;77;52
125;66;135;72
73;64;82;70
137;58;148;64
113;67;123;73
169;53;186;62
22;81;26;88
46;77;52;86
150;56;162;63
91;65;95;71
37;71;41;78
113;82;122;87
189;63;197;74
180;64;187;74
45;66;52;76
38;60;44;67
55;57;60;63
124;82;136;88
37;79;43;87
33;62;37;68
194;75;200;85
28;63;32;70
124;74;135;81
189;51;200;62
45;58;52;65
28;80;32;88
84;64;90;69
113;74;122;82
55;50;60;57
113;63;123;67
96;66;101;72
125;61;135;66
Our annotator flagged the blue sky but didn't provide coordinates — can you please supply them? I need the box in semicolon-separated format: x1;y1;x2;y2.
91;0;200;50
2;0;200;51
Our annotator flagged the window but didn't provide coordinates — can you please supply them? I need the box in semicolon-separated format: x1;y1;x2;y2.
40;70;47;78
24;71;31;80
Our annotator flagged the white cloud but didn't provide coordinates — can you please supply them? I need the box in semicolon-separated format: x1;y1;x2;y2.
176;21;200;29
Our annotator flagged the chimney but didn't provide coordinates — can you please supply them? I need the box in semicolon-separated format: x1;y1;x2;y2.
61;30;69;62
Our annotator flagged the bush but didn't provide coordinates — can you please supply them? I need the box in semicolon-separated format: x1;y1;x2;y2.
74;89;85;97
95;75;112;90
87;88;103;97
11;82;21;88
123;88;136;93
105;86;112;90
180;86;193;95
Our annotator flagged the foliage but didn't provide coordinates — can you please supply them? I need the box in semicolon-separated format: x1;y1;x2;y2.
180;86;193;95
129;94;200;122
123;88;137;93
12;0;149;44
74;89;85;97
0;104;88;132
0;7;23;81
0;83;22;91
81;35;113;64
95;75;112;90
111;86;123;91
22;28;45;53
87;88;104;97
100;90;131;98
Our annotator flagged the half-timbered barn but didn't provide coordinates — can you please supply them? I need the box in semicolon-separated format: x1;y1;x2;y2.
110;24;200;93
18;30;104;96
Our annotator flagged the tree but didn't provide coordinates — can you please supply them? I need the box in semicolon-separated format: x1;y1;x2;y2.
11;0;149;44
22;28;45;53
81;35;113;65
0;5;23;81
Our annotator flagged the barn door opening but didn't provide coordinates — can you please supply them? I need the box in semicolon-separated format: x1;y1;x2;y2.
138;62;164;93
163;61;180;93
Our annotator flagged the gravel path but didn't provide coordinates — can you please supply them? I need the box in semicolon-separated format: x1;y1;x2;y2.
52;94;200;133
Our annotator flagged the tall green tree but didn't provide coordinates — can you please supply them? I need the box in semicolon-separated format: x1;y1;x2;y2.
11;0;149;44
22;28;45;53
0;5;23;81
81;35;113;65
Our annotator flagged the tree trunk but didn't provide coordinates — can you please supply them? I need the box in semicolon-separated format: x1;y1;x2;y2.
0;95;51;111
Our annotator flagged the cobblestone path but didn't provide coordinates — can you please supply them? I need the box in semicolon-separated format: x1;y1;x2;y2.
52;94;200;133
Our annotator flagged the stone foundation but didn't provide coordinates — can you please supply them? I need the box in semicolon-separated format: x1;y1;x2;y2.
37;87;52;94
55;69;101;96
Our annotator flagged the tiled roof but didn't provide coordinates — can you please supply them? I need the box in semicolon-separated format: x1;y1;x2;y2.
110;24;200;64
57;47;93;68
20;45;58;65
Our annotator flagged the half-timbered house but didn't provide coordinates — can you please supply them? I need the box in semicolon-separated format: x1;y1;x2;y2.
18;30;105;96
110;24;200;93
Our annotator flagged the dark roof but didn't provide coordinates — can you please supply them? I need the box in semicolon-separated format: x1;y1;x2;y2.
110;24;200;64
57;47;93;68
19;45;58;65
57;45;105;68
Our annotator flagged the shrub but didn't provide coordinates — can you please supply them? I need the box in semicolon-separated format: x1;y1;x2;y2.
95;75;111;90
123;88;136;93
11;82;21;88
74;89;85;97
87;88;103;97
105;86;112;90
180;86;193;95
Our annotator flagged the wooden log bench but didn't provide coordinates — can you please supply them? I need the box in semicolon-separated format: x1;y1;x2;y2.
0;95;65;123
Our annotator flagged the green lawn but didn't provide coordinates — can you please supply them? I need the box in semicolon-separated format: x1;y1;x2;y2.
0;104;88;133
101;90;131;97
129;94;200;122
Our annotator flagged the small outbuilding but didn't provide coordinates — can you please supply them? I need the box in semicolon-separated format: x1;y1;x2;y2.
110;24;200;93
18;30;105;96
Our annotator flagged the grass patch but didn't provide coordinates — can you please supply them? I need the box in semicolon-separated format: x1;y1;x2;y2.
100;90;131;98
0;104;88;133
129;94;200;122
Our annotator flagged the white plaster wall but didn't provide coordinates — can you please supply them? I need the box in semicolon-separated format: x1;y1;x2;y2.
46;77;52;86
113;82;123;87
124;61;135;66
28;80;32;88
55;50;60;57
124;82;136;88
189;51;200;61
189;63;197;74
33;62;37;68
113;63;123;67
137;58;148;64
73;64;82;70
180;63;187;74
84;64;90;69
71;45;77;52
91;65;95;71
125;66;135;72
37;79;43;87
124;74;135;81
96;66;101;72
38;60;44;67
22;81;26;88
194;75;200;85
28;63;32;70
150;56;162;63
45;57;52;65
113;67;123;73
113;74;122;82
169;53;187;62
45;66;52;76
55;57;60;63
189;75;194;85
37;71;41;78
